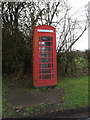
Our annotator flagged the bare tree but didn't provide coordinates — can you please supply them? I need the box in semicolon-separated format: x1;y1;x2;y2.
19;0;89;53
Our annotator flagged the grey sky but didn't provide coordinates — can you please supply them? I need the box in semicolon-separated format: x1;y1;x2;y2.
69;0;89;51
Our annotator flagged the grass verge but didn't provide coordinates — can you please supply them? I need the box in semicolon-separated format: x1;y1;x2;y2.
56;76;88;110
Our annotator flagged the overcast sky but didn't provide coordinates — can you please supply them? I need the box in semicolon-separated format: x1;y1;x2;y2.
69;0;90;51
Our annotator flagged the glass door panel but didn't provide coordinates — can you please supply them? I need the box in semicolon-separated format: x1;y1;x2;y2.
39;36;53;79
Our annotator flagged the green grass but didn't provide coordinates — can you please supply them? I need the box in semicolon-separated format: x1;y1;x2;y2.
0;96;2;116
35;103;47;113
23;103;47;117
24;106;34;113
23;106;34;117
2;76;11;95
38;103;47;110
57;76;88;110
2;97;16;118
3;110;15;118
23;112;29;117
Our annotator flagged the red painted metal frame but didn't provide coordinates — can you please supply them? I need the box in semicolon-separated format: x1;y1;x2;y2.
33;25;57;87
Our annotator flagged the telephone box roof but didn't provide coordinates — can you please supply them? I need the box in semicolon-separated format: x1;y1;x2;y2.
35;25;55;30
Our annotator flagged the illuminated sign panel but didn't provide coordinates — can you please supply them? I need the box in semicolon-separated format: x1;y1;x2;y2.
37;29;53;33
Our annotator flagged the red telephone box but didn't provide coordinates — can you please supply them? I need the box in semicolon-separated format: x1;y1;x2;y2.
33;25;57;88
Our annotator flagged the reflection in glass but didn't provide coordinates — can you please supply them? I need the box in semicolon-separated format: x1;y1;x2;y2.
42;74;51;79
39;42;40;46
40;42;53;46
39;64;53;68
52;69;53;73
42;69;51;73
52;74;53;79
39;53;53;57
39;47;53;52
39;69;41;73
42;64;48;68
41;36;51;41
39;36;40;41
39;58;52;63
39;64;41;68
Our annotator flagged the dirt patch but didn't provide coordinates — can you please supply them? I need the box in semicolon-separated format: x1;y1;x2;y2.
5;87;64;107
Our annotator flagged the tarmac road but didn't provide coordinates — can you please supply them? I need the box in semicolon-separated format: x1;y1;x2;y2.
33;107;90;119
